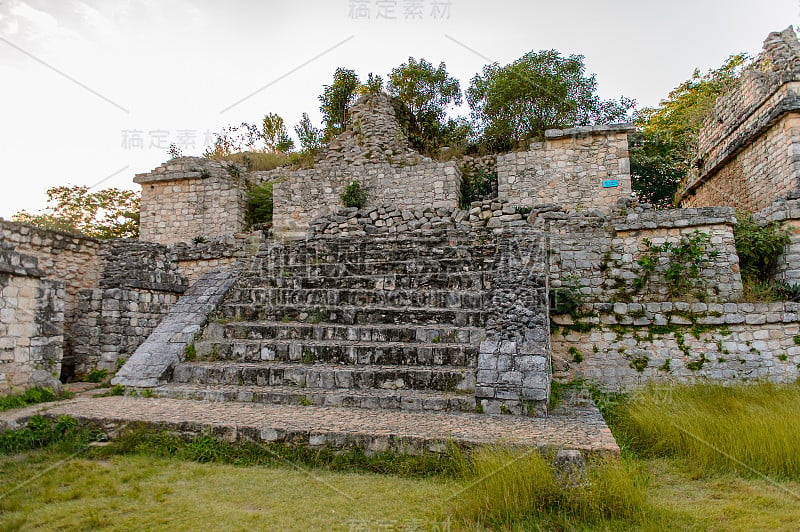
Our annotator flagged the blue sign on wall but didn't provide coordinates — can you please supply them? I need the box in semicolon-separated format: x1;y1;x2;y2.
602;180;619;188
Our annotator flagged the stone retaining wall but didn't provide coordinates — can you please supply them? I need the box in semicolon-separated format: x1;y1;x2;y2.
477;228;551;415
541;204;743;303
552;302;800;389
170;233;263;283
497;125;634;212
70;240;189;375
754;197;800;283
0;244;64;393
135;157;247;245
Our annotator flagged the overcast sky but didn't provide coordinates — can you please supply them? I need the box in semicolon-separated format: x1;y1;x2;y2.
0;0;797;218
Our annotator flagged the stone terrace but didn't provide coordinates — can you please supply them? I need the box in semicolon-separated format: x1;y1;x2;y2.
0;391;620;456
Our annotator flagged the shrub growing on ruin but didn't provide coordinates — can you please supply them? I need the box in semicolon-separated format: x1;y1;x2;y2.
733;212;790;282
245;182;274;231
340;180;368;209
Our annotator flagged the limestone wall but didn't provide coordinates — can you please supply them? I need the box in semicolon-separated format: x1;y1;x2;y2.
680;27;800;210
71;240;188;375
0;244;64;393
552;302;800;389
170;233;263;283
270;93;461;239
135;157;247;245
541;204;743;303
497;125;634;212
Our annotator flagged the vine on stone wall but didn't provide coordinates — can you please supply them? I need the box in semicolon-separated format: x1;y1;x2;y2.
634;231;718;299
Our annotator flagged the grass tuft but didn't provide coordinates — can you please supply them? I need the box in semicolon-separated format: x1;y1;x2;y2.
0;387;72;412
617;382;800;479
449;446;650;529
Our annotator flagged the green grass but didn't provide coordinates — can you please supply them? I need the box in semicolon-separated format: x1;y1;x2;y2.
3;383;800;530
616;382;800;479
0;387;72;412
449;447;651;530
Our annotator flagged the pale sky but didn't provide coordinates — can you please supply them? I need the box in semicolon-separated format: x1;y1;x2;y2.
0;0;797;218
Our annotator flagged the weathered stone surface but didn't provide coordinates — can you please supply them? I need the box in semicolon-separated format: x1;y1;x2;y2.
112;269;235;388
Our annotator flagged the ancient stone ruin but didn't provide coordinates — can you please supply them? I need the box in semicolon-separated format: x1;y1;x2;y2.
3;28;800;429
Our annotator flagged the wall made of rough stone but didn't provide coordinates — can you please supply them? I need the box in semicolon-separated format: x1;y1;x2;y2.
272;161;461;239
136;158;247;245
70;240;189;375
0;246;64;393
169;233;263;283
682;113;800;211
72;288;181;374
542;205;743;303
552;302;800;389
497;126;633;212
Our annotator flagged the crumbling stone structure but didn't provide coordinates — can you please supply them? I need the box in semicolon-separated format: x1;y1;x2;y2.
680;27;800;211
270;93;462;239
499;125;634;211
7;31;800;416
135;158;247;245
0;243;64;392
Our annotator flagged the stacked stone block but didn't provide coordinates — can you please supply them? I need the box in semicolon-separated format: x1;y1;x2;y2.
135;157;247;245
552;301;800;389
497;125;634;212
0;244;64;393
542;203;743;303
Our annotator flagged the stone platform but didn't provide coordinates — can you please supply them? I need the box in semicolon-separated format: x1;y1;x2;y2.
0;392;619;456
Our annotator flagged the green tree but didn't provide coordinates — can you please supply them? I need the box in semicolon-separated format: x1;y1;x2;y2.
294;113;324;152
387;57;463;153
261;113;295;153
13;186;140;238
631;54;750;207
466;49;635;151
319;67;360;140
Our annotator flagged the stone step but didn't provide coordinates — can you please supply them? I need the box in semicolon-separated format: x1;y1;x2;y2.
255;242;496;264
192;338;478;366
153;383;478;413
225;287;490;309
236;271;493;290
207;321;484;345
29;395;621;455
172;362;475;392
218;304;487;326
244;257;497;277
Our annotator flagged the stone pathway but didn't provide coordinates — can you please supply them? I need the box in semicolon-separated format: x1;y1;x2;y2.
0;392;619;455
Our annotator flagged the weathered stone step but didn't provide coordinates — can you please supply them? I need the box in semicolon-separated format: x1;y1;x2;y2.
226;287;489;309
245;257;497;277
153;383;478;413
26;395;621;454
207;321;484;345
255;242;496;264
172;362;475;392
192;338;478;366
218;304;487;326
236;271;493;290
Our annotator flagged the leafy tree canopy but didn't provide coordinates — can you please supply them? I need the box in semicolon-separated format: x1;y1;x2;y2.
387;57;464;154
262;113;295;153
466;49;635;151
13;186;140;239
319;67;361;140
631;54;750;207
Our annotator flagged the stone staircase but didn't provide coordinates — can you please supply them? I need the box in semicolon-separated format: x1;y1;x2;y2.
154;230;501;414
